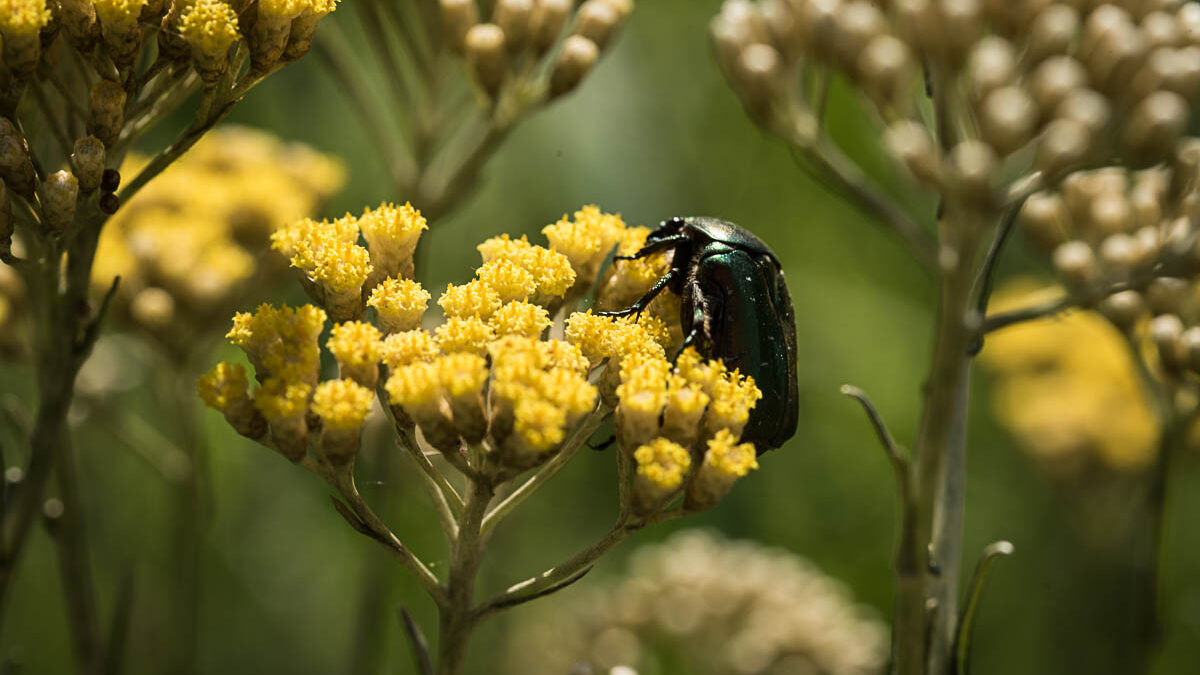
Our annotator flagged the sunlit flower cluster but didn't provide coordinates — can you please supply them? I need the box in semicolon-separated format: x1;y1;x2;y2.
89;127;344;352
981;280;1157;472
505;529;887;675
203;203;765;517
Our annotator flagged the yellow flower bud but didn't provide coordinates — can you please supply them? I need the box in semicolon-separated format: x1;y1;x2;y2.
632;437;691;515
466;23;508;99
312;379;375;464
685;429;757;512
368;277;430;333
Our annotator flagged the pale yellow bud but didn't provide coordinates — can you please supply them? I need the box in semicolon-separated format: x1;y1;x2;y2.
550;35;599;97
440;0;479;52
1053;240;1099;287
980;85;1039;155
1055;89;1111;135
574;0;621;49
40;171;79;231
1036;118;1091;177
967;37;1017;100
493;0;533;52
71;136;106;191
737;43;784;109
858;34;914;105
885;120;940;185
1019;191;1070;251
1122;90;1189;165
1099;289;1147;329
530;0;571;55
1150;313;1186;370
947;140;998;204
1146;277;1189;315
1027;4;1079;62
1029;56;1088;115
938;0;984;61
130;287;176;328
831;1;886;72
466;23;508;98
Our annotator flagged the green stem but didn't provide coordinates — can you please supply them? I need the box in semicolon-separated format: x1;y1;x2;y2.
894;210;981;675
437;480;493;675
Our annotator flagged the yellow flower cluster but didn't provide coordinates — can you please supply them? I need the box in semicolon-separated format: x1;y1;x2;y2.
272;203;425;322
615;347;761;513
91;127;344;348
93;0;148;29
0;0;50;37
207;203;763;514
980;279;1157;472
542;204;628;290
179;0;241;66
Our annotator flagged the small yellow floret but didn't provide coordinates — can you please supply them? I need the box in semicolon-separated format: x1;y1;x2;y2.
271;215;359;258
703;429;758;477
197;362;250;412
476;259;536;302
435;317;496;354
540;340;591;374
381;330;440;368
477;234;576;299
434;353;489;397
514;399;567;452
254;378;312;421
542;205;626;278
290;235;372;294
385;362;440;408
226;303;327;382
368;277;430;332
300;0;338;15
311;379;374;431
258;0;305;20
179;0;242;58
91;0;147;28
634;438;692;490
0;0;51;36
534;368;598;419
359;202;426;270
439;280;502;320
326;321;383;368
490;301;551;338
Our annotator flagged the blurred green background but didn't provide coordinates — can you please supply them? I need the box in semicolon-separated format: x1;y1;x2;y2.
4;1;1200;673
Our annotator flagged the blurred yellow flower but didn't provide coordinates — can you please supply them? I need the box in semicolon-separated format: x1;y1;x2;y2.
980;279;1158;472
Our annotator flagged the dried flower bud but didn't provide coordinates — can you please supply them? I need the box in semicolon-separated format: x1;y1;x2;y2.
1027;4;1079;62
1099;290;1147;329
39;170;79;231
550;35;599;97
1020;191;1070;251
1098;233;1140;271
493;0;533;52
1121;90;1189;166
761;0;802;59
1166;46;1200;99
1055;89;1112;136
56;0;98;52
1089;192;1134;236
947;140;998;205
87;81;127;147
1053;240;1098;287
885;120;940;185
466;23;508;99
250;1;301;71
858;34;914;106
281;1;338;63
70;136;106;190
736;42;783;111
1029;56;1087;115
1036;118;1091;177
574;0;622;50
1150;313;1186;370
938;0;984;61
440;0;479;52
530;0;571;55
1145;277;1189;315
1063;169;1127;227
980;85;1038;155
831;1;886;72
893;0;939;57
0;119;35;197
1142;11;1182;49
967;37;1017;100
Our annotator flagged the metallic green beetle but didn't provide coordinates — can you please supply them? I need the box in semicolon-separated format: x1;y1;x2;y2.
598;216;799;451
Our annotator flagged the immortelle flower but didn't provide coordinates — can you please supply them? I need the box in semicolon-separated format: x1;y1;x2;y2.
179;0;242;82
0;0;51;73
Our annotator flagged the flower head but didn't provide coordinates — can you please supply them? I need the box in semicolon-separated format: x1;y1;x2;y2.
311;379;374;432
92;0;147;29
0;0;50;37
179;0;241;58
359;201;426;280
327;321;383;386
542;204;627;286
477;234;576;303
368;277;430;333
490;300;551;338
381;329;440;369
226;303;326;384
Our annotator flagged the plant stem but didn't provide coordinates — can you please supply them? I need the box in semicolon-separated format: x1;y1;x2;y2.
894;210;981;675
437;479;493;675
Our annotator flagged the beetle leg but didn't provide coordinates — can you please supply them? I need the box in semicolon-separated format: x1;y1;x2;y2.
613;234;690;261
595;267;681;318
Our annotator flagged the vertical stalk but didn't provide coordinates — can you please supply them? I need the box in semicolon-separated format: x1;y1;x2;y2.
437;479;493;675
894;214;982;675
